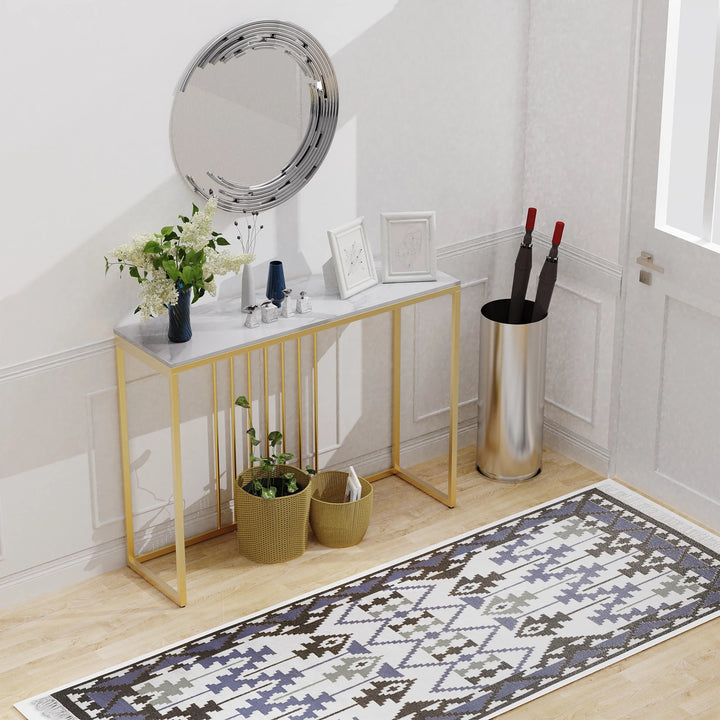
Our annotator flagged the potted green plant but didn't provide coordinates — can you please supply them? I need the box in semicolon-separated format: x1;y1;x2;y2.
233;395;313;563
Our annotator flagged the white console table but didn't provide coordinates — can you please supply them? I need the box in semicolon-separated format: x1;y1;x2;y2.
114;271;461;606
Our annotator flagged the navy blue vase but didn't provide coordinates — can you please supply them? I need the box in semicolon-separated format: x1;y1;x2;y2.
266;260;286;307
168;285;192;343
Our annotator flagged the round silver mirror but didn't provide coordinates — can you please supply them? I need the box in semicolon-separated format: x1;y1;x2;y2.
170;20;339;212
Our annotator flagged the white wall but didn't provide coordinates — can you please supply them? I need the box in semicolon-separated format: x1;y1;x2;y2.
0;0;638;608
521;0;636;469
0;0;530;607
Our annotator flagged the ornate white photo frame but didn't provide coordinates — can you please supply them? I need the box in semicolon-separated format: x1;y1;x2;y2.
327;217;378;299
380;211;437;283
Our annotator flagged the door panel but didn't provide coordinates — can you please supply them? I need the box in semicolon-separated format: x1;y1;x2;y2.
615;0;720;530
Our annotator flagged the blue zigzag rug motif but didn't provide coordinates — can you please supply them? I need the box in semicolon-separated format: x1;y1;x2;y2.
18;480;720;720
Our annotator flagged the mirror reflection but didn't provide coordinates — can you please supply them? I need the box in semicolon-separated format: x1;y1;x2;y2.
170;21;338;212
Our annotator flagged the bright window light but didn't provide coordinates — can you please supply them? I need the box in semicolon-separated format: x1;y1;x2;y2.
656;0;720;245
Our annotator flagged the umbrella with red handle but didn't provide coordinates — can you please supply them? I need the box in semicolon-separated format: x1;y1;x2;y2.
531;221;564;321
508;207;537;323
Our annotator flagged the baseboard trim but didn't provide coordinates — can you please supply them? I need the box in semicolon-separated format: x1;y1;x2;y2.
618;472;720;534
543;417;610;476
0;537;127;610
0;416;608;609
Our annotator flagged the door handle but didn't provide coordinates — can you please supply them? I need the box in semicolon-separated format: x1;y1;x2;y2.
636;251;664;274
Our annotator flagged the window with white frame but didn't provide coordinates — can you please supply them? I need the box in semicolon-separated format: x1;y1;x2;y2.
656;0;720;246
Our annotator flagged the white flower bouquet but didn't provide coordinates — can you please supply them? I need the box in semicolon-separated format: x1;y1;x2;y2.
105;197;253;319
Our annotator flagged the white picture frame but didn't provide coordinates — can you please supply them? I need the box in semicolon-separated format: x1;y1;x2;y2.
327;217;378;299
380;211;437;283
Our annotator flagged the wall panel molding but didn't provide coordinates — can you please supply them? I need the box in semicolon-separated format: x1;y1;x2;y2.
533;231;623;284
438;226;521;258
439;226;623;286
543;282;601;425
0;338;115;384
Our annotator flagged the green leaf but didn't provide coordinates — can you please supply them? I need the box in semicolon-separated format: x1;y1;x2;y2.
181;266;196;285
246;427;256;438
162;260;179;282
192;203;199;215
161;225;175;236
277;452;294;464
261;486;277;499
235;396;251;408
268;431;283;447
250;437;261;447
143;240;163;254
215;236;230;246
305;465;318;476
249;454;261;464
284;476;298;494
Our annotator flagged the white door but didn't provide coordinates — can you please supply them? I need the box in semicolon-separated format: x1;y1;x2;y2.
615;0;720;531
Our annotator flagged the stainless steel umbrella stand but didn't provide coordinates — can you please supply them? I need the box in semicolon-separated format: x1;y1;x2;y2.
476;298;548;481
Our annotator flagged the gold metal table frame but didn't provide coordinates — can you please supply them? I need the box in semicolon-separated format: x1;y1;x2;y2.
115;272;461;606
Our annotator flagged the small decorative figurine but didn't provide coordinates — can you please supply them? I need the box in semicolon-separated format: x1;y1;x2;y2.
296;290;312;314
280;288;294;318
261;300;278;323
244;304;260;328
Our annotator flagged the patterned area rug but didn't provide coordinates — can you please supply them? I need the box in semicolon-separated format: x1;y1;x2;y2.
18;480;720;720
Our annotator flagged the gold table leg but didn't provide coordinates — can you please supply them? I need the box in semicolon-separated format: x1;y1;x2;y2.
365;286;459;508
169;371;187;607
116;280;461;607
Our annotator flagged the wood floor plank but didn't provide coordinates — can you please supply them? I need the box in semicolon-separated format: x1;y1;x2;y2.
1;447;718;719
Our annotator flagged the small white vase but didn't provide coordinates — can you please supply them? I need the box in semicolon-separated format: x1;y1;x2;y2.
241;263;256;312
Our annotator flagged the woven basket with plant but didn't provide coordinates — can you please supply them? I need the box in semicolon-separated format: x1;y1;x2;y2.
234;396;313;563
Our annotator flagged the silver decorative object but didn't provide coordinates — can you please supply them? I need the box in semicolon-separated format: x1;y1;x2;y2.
261;301;279;323
244;305;260;328
281;288;294;318
296;291;312;314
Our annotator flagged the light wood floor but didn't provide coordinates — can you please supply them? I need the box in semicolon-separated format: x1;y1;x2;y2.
2;447;719;719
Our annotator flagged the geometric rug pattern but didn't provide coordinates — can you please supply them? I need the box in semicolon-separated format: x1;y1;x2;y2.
18;480;720;720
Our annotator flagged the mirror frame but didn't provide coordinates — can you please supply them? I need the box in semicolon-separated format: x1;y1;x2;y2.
171;20;339;212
